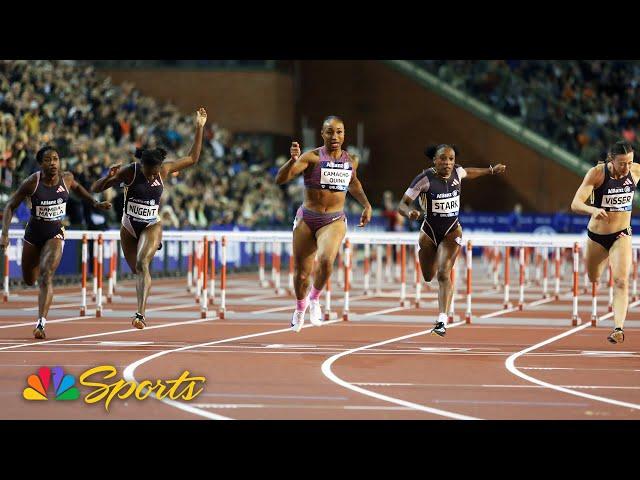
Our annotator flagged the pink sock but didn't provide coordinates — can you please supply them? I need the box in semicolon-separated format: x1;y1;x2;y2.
296;298;308;312
309;286;322;301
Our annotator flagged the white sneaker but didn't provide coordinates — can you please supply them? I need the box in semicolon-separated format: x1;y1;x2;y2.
309;299;323;326
290;310;306;333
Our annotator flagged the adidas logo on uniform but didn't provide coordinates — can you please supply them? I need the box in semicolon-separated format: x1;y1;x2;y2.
624;178;633;186
56;185;66;193
150;179;161;187
452;179;459;187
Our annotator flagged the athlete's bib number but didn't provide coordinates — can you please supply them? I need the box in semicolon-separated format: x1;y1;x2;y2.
320;167;352;190
126;201;159;221
36;203;66;220
432;198;460;215
602;192;634;211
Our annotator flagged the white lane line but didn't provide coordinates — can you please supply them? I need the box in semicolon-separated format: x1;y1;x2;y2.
241;293;283;302
122;319;342;420
250;295;370;314
480;306;520;319
0;298;204;330
505;302;640;411
0;315;219;351
320;320;480;420
362;306;411;316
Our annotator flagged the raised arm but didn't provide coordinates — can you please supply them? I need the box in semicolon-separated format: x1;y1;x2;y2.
571;165;608;220
275;142;312;184
65;172;111;211
347;154;372;227
463;163;507;180
162;107;207;176
91;163;133;193
1;174;37;251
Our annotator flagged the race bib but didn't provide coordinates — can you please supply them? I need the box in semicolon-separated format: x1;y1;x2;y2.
602;192;634;211
432;197;460;216
320;166;352;191
36;203;66;220
126;201;159;221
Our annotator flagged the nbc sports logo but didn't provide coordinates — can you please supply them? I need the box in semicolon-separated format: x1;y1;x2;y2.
23;366;80;401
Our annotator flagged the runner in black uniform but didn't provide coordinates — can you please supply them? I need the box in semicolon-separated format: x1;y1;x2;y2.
91;107;207;329
398;144;506;336
571;140;640;344
0;146;111;339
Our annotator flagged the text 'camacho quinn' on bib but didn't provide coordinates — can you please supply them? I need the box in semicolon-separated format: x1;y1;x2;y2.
320;161;353;191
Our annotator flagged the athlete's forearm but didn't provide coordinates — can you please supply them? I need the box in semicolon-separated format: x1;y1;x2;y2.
397;201;414;219
91;175;112;193
464;167;493;180
1;206;12;238
571;200;596;216
187;124;204;164
348;179;371;209
275;158;297;185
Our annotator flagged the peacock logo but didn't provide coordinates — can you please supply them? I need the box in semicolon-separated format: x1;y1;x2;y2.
23;366;80;401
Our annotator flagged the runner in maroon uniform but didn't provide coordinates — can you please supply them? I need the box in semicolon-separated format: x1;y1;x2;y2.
0;146;111;339
92;107;207;329
398;144;506;337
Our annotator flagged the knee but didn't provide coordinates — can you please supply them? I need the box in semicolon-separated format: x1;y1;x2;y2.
38;271;53;286
436;269;450;284
613;277;628;290
135;259;150;274
294;267;310;283
316;254;333;273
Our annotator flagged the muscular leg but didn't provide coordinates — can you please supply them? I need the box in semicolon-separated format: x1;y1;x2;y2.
135;223;162;317
418;230;438;283
22;241;42;286
585;237;610;284
435;226;462;318
36;238;64;336
292;220;317;300
312;219;347;290
609;235;632;331
120;226;139;274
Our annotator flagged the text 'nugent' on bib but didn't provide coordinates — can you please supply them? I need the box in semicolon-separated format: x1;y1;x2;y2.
126;201;159;221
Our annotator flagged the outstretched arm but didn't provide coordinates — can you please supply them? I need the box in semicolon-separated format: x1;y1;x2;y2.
163;107;207;175
1;175;37;251
571;165;608;220
463;163;507;180
66;172;111;211
91;163;133;193
348;155;372;227
275;142;312;184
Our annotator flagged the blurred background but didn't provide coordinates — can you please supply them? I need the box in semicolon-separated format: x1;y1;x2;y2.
2;59;639;236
